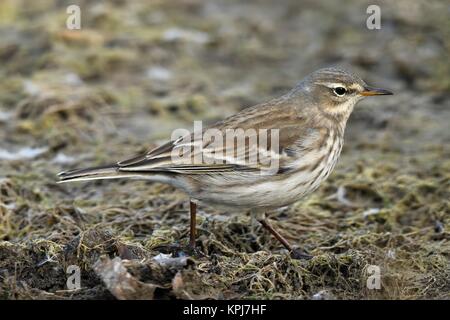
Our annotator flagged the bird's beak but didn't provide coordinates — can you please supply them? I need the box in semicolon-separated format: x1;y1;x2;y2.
361;86;393;96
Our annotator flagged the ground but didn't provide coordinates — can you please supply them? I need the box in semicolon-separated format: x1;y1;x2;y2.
0;0;449;299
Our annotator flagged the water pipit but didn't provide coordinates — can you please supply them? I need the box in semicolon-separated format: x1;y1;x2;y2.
58;67;392;259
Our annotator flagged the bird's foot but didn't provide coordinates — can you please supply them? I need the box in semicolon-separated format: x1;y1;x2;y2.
184;244;205;258
290;248;313;260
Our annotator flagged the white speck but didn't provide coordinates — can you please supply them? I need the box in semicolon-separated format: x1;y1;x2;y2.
163;27;210;44
362;208;381;218
0;146;48;160
0;110;13;122
0;202;16;210
153;253;188;267
23;80;41;96
386;249;396;259
326;186;358;207
153;253;172;262
204;214;228;222
64;73;83;86
146;66;172;82
52;153;76;164
312;290;335;300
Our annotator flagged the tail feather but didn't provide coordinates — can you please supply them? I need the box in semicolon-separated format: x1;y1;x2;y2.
57;164;136;183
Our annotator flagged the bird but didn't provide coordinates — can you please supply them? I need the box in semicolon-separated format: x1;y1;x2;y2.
58;67;393;259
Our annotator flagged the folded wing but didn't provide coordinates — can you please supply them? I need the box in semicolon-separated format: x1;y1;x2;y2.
116;101;314;175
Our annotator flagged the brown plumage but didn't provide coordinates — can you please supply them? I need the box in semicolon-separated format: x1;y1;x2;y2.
58;67;392;258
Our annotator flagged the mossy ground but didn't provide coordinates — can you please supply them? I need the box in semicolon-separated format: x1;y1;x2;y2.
0;0;448;299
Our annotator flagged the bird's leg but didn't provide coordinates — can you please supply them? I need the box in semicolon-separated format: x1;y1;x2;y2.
258;218;312;260
258;219;292;250
189;200;197;248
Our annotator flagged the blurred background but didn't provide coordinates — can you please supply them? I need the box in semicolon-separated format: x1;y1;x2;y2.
0;0;448;299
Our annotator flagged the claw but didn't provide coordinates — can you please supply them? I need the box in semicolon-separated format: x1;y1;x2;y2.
290;248;313;260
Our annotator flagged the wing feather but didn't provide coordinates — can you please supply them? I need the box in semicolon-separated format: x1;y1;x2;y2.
116;99;318;175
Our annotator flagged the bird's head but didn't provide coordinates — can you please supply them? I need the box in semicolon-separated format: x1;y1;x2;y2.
299;67;393;122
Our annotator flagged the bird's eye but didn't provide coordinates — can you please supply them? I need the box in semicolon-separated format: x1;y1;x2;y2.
333;87;346;96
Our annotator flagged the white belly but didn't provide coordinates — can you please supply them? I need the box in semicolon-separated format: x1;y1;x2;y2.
187;135;343;210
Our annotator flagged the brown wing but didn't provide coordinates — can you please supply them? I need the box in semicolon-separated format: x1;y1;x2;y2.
116;98;313;175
